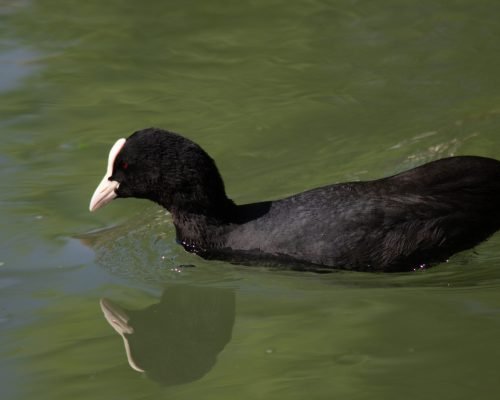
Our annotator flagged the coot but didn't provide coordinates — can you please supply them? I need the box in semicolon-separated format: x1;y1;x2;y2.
89;128;500;272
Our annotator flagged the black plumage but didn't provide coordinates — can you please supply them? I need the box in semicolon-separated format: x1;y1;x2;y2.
90;128;500;272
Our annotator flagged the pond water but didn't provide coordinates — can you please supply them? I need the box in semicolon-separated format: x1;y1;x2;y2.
2;0;500;399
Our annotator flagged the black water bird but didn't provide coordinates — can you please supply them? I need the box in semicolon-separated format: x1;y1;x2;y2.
89;128;500;272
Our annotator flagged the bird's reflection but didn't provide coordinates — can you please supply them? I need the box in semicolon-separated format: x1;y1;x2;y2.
100;284;235;385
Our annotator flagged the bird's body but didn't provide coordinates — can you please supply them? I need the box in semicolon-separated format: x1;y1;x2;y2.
90;128;500;272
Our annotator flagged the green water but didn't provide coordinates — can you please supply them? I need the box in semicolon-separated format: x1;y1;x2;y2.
2;0;500;398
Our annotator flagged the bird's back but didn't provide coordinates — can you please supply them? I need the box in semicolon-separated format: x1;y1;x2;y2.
221;156;500;271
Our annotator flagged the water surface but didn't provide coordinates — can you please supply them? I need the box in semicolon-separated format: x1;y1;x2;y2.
2;1;500;399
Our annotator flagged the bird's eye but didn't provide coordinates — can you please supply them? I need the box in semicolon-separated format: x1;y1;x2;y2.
122;161;129;170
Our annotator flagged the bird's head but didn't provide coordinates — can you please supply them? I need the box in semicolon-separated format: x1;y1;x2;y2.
89;128;230;215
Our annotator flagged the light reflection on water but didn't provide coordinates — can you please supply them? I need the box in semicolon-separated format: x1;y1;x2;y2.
1;0;500;399
0;47;40;93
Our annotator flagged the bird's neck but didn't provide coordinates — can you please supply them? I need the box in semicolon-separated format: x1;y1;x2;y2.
154;154;235;219
168;200;273;255
169;202;236;254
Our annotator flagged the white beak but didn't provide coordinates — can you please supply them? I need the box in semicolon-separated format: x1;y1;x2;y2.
89;138;126;212
89;175;120;211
